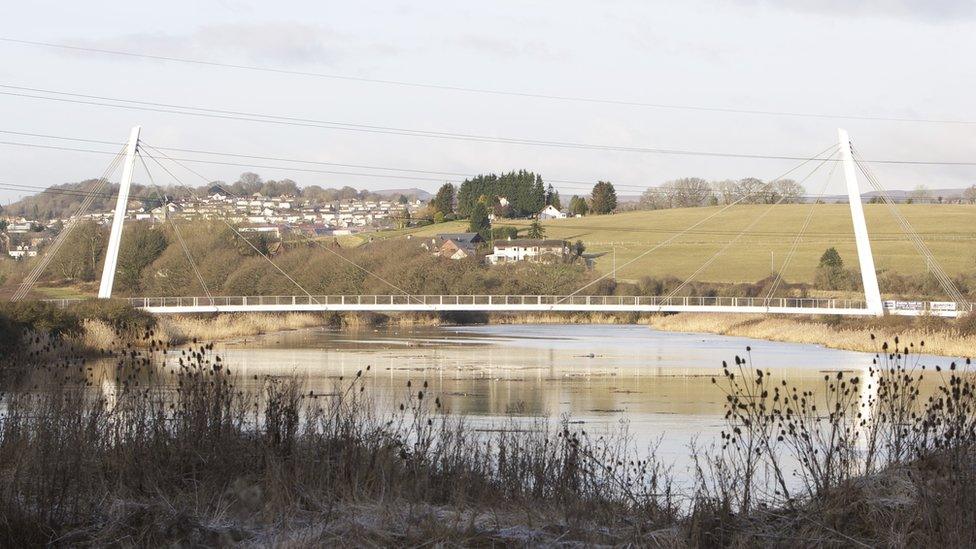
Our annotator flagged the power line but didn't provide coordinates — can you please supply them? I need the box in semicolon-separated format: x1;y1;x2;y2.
4;84;976;167
2;36;973;126
1;136;970;204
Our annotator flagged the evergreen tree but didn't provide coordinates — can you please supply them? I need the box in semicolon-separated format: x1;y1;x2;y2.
431;183;456;215
468;201;491;238
456;171;546;218
545;184;562;210
590;181;618;215
569;195;589;216
814;247;849;290
527;220;546;239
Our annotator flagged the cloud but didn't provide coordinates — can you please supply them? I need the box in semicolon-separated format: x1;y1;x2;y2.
721;0;976;22
451;35;558;60
69;22;365;66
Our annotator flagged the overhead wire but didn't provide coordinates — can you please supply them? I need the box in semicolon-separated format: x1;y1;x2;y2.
138;147;320;302
140;142;423;303
4;85;976;167
763;148;840;304
3;36;973;126
11;146;126;300
664;147;838;300
138;152;214;304
558;143;842;301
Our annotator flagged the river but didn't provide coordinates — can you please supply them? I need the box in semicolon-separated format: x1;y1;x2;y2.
159;323;959;464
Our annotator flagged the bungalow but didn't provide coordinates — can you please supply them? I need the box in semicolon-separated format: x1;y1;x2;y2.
485;239;571;264
429;232;483;260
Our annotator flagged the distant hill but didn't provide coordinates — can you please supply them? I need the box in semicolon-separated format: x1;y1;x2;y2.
373;188;432;200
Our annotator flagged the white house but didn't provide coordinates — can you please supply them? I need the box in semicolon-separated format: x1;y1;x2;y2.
485;239;570;265
537;205;567;220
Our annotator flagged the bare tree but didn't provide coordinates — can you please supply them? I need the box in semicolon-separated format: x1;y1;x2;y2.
737;177;767;204
962;185;976;204
665;177;713;207
910;185;932;203
768;179;806;204
639;187;671;210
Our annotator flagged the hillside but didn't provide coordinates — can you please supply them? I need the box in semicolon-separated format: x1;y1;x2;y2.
381;204;976;285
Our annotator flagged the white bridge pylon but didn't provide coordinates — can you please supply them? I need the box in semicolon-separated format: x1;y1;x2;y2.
98;125;141;298
92;127;897;317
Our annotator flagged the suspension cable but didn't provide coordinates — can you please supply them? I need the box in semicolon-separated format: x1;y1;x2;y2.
764;148;840;303
667;152;835;300
559;143;840;301
138;153;215;304
139;142;422;303
138;148;319;302
851;149;969;308
11;146;126;301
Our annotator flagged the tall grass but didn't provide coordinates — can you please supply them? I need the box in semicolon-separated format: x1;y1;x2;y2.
0;335;677;546
1;332;974;546
647;312;976;357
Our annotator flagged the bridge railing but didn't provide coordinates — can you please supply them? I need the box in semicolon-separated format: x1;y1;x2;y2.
43;295;875;310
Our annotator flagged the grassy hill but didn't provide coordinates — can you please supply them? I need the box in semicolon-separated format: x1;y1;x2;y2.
393;204;976;285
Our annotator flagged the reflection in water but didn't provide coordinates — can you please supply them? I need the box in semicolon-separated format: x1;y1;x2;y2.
34;323;961;491
44;324;969;469
125;324;951;460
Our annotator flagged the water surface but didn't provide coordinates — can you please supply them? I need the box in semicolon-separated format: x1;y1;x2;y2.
190;324;957;461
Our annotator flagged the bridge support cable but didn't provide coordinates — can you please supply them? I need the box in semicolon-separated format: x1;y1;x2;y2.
851;149;970;310
664;148;838;302
11;146;127;301
137;148;319;303
763;150;841;305
139;142;424;305
137;153;215;305
558;143;841;304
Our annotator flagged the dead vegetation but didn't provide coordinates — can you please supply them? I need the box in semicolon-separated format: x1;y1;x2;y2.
0;331;974;547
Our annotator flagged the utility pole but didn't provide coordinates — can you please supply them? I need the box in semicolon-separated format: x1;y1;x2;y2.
612;245;616;283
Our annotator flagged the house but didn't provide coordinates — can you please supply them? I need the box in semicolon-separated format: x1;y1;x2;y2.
435;233;483;246
438;239;477;260
485;239;571;264
8;244;38;259
429;233;483;260
538;205;567;220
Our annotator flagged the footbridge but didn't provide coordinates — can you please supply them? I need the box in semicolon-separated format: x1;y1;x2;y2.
15;126;973;318
43;295;969;317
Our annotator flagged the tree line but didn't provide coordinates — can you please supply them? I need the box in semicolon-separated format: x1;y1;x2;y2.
638;177;806;210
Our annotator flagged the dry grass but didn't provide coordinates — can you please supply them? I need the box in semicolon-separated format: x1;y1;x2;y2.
647;313;976;357
493;204;976;284
2;332;976;546
155;312;331;343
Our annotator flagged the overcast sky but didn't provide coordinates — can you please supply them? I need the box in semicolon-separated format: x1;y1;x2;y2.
1;0;974;202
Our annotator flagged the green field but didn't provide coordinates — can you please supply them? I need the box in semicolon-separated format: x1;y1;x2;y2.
391;204;976;285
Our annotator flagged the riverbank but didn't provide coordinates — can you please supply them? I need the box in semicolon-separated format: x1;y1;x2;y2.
645;312;976;357
100;310;976;358
2;336;974;546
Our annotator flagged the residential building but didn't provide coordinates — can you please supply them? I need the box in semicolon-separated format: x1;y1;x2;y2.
538;205;567;220
438;239;477;260
485;239;571;264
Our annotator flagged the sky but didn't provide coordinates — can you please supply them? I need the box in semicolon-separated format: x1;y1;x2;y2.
1;0;974;203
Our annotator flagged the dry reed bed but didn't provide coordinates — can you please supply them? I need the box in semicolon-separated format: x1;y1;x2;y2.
647;313;976;357
2;332;976;546
75;308;976;359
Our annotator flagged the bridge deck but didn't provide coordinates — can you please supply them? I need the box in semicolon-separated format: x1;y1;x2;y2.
44;295;968;317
